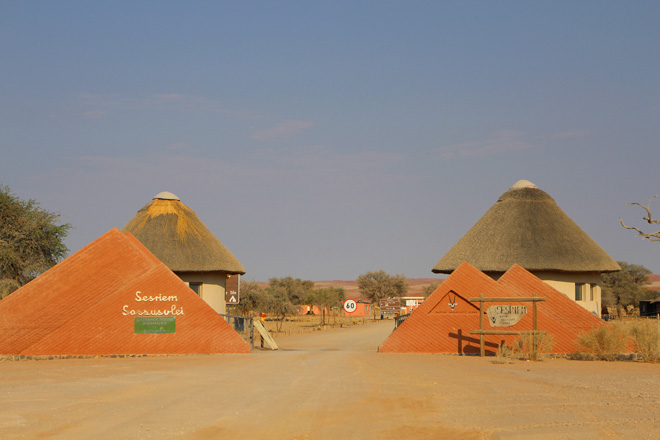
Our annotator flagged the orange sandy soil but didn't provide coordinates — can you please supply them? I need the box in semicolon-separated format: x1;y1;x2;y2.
1;321;659;440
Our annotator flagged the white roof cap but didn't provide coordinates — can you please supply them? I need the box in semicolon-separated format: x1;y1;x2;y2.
154;191;180;201
510;180;538;190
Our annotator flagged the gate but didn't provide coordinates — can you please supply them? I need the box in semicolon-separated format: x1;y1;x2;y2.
220;314;254;347
394;313;410;329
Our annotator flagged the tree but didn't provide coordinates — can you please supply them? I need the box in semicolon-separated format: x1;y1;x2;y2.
265;284;300;332
422;283;439;298
0;185;71;299
234;279;271;316
601;261;654;312
307;286;345;326
356;270;408;318
620;195;660;242
268;276;315;305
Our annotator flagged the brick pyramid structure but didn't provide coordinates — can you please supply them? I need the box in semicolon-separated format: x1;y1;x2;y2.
0;228;250;356
379;262;603;354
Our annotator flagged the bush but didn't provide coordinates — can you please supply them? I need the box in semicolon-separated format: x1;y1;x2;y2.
574;324;627;361
623;319;660;363
492;332;554;364
515;332;554;361
493;343;517;364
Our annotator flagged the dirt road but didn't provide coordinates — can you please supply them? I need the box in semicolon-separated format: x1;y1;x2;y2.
2;320;660;439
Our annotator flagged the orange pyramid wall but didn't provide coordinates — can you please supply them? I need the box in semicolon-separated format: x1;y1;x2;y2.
379;262;603;354
0;228;250;355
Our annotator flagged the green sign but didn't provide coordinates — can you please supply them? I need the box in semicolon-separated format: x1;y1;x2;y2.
134;316;176;334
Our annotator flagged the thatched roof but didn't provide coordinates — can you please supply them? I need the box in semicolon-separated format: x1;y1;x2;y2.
432;180;620;275
122;192;245;274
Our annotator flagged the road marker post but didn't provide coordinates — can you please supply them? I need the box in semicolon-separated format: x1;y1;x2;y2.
343;299;357;326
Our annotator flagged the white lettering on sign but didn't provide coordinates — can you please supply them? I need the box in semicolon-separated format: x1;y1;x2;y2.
122;304;184;316
134;291;178;302
122;291;184;316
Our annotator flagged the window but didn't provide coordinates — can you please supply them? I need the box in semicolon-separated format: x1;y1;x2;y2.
189;282;202;296
590;284;596;301
575;283;584;301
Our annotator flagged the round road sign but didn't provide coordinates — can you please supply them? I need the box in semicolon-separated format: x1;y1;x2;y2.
343;299;357;314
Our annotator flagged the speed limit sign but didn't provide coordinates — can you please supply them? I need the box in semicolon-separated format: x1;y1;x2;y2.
343;299;357;314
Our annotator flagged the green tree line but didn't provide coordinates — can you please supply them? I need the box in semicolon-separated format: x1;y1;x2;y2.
234;276;346;330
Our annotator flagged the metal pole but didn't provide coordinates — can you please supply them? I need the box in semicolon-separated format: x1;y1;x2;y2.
479;293;485;357
532;293;538;360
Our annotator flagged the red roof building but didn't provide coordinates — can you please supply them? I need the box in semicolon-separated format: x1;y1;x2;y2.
379;262;603;354
0;228;250;356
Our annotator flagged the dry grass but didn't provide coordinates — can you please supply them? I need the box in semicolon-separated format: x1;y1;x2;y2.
493;332;554;364
515;332;554;361
574;324;627;361
263;314;379;337
571;319;660;362
617;319;660;362
493;343;517;364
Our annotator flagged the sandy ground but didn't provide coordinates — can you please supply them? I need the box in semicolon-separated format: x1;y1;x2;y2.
1;321;660;440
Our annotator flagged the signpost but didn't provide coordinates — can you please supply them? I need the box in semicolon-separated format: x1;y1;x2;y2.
379;298;401;316
343;299;357;326
469;294;546;358
225;274;240;305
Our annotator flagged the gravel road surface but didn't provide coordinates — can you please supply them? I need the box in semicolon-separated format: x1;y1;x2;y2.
2;320;659;439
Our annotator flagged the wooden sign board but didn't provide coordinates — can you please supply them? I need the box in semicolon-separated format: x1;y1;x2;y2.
380;298;401;314
253;320;278;350
487;305;527;327
225;275;240;304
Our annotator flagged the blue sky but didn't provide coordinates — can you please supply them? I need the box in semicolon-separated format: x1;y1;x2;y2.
1;1;659;280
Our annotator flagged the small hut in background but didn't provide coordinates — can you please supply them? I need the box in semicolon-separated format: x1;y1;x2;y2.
432;180;620;316
123;192;245;315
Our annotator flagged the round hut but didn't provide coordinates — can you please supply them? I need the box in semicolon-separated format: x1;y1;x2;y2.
123;192;245;315
432;180;620;315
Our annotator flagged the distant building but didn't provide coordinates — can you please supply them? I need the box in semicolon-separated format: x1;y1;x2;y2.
123;192;245;315
432;180;620;316
639;299;660;317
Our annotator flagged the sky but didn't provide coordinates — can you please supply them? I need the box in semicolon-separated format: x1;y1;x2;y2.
1;1;659;281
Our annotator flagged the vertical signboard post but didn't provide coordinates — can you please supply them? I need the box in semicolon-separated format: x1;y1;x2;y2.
469;293;545;358
225;274;240;306
379;298;401;318
343;299;357;326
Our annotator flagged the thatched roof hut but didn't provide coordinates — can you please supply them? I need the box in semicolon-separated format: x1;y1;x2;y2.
432;180;620;275
122;192;245;274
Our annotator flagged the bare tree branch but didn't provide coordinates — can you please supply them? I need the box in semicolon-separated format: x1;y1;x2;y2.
620;195;660;241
